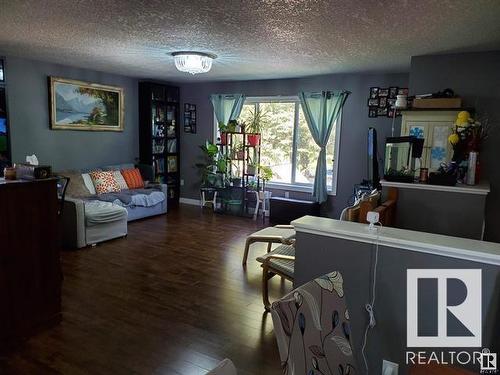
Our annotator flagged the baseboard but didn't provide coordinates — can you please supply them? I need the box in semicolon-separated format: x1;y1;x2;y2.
179;197;201;206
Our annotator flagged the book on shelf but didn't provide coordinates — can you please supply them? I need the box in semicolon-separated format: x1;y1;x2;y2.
167;156;177;173
167;139;177;153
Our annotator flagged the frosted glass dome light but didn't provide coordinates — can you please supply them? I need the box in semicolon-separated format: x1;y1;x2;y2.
172;52;216;75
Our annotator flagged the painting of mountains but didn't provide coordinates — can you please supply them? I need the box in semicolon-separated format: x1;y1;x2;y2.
49;77;124;131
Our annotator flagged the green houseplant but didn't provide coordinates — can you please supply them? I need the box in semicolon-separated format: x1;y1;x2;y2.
247;107;268;146
196;140;227;188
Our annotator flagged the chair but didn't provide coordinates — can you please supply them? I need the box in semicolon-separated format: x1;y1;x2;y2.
242;225;296;265
270;271;357;374
256;243;295;311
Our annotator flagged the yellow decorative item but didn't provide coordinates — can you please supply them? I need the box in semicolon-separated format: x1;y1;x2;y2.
455;111;471;127
448;133;460;145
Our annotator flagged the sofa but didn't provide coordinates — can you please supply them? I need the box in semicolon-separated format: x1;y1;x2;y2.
60;163;167;248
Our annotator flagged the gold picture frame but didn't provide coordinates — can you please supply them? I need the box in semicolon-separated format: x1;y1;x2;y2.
49;76;124;131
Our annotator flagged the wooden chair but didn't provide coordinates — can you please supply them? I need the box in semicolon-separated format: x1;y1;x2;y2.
256;242;295;311
242;225;295;265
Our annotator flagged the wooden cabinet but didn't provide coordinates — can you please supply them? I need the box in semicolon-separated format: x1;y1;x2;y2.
138;82;180;206
0;179;62;349
400;110;461;171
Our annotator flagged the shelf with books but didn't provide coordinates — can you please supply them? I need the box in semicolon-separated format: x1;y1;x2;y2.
140;81;180;206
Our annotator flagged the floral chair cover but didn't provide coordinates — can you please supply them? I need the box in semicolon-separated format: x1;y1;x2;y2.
271;271;356;375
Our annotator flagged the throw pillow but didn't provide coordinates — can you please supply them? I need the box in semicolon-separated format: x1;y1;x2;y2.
66;172;92;197
82;172;98;195
113;170;129;190
121;168;144;189
89;171;121;194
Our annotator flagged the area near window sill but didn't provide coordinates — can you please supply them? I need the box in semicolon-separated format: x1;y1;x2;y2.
266;182;337;196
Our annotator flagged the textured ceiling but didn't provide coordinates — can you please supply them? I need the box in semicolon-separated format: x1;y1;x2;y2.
0;0;500;82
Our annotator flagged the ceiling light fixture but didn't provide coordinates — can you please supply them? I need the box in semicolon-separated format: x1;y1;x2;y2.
171;51;216;75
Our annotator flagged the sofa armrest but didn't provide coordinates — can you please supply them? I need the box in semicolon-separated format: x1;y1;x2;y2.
61;197;87;248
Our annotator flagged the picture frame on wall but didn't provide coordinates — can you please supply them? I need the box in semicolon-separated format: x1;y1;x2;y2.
367;86;407;118
49;76;124;131
378;88;389;97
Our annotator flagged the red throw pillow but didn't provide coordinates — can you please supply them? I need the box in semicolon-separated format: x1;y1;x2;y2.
121;168;144;189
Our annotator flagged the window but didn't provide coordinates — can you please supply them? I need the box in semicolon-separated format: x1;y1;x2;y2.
236;96;341;194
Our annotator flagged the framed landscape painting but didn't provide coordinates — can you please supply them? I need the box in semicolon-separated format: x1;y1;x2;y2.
49;77;124;131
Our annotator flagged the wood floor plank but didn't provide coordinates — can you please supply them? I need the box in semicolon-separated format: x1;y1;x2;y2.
0;205;288;374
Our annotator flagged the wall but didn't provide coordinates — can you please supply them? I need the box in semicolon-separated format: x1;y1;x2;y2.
295;231;500;375
409;51;500;243
179;72;408;218
4;56;139;170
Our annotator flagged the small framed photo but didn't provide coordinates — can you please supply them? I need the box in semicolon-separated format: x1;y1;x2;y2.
387;98;396;107
378;88;389;97
398;88;409;96
377;107;388;116
368;108;378;118
369;87;379;99
389;87;398;98
368;98;379;107
379;97;387;108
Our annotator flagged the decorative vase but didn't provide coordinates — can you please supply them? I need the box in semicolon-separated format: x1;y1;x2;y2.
247;165;256;175
247;134;260;147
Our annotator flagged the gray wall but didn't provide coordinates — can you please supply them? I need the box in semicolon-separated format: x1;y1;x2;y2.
409;51;500;243
4;56;139;171
179;72;408;218
295;232;500;375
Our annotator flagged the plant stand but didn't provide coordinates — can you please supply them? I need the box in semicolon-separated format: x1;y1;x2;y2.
200;188;218;210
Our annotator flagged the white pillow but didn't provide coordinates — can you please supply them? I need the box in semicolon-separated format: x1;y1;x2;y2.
82;173;97;195
113;170;128;190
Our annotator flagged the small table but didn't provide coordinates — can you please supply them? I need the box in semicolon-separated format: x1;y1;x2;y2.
242;225;296;265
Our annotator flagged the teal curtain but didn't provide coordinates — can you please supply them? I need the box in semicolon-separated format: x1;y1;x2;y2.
210;94;246;126
299;90;350;203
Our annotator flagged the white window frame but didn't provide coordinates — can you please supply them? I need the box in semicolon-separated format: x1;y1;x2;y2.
212;95;342;195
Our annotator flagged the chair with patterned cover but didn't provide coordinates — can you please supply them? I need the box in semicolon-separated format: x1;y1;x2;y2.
270;271;357;375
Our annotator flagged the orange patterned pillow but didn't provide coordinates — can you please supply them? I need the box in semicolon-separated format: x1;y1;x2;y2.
121;168;144;189
89;171;121;194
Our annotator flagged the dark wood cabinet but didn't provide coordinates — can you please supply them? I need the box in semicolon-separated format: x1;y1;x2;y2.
138;82;180;207
0;179;62;350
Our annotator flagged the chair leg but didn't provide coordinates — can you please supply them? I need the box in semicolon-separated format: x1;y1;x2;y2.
242;238;253;266
267;242;272;253
262;266;271;311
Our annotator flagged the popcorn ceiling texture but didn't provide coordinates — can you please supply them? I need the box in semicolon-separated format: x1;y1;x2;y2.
0;0;499;81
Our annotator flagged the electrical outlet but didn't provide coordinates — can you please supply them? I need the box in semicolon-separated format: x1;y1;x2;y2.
382;360;398;375
180;179;184;186
284;191;290;198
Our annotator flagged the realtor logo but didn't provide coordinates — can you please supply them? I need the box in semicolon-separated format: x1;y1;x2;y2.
480;349;497;372
407;269;482;347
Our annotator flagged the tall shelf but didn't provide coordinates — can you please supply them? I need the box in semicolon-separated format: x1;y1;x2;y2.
138;82;180;207
216;130;261;216
0;57;11;165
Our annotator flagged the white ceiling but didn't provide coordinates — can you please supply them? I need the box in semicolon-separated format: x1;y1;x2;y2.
1;0;499;82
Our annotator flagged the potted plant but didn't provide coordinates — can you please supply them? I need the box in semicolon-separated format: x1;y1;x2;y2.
218;121;228;145
246;161;256;175
246;107;268;147
258;164;273;197
231;143;245;160
196;140;227;188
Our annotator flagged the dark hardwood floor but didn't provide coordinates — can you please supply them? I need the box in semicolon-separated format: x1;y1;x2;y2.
0;205;291;375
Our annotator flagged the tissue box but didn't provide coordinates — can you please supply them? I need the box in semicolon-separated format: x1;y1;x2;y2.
16;164;52;180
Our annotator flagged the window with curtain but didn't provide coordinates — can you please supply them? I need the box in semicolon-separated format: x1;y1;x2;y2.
236;96;340;193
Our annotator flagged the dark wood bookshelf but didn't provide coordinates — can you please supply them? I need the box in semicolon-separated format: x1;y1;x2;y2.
138;82;180;207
